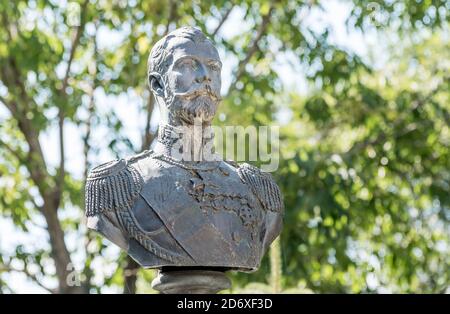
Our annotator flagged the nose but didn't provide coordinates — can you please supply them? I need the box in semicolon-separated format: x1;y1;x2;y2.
195;63;210;84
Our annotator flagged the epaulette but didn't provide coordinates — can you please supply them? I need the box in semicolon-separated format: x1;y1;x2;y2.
237;163;284;213
85;159;143;217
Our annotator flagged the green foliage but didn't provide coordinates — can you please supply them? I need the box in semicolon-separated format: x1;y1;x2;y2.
0;0;449;293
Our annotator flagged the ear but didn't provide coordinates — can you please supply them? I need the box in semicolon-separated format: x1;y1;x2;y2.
148;72;165;98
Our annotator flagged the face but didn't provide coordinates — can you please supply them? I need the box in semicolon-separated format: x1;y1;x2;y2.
163;38;222;124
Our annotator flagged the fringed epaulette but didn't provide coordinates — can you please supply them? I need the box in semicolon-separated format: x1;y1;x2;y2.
85;159;143;217
237;163;284;213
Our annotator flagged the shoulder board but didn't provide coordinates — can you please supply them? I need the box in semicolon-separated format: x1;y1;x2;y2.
237;163;284;213
85;159;143;217
224;159;240;168
126;149;154;164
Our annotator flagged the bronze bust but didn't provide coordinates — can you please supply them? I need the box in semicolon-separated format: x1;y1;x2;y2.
85;27;283;291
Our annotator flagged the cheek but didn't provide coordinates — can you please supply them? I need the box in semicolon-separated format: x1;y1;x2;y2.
211;72;221;92
169;71;194;93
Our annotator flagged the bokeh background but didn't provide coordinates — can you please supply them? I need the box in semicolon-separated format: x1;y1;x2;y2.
0;0;449;293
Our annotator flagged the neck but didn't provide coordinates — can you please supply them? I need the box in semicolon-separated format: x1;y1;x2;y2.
153;121;216;162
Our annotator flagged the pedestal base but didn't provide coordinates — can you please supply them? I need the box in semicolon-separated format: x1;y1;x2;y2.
151;269;231;294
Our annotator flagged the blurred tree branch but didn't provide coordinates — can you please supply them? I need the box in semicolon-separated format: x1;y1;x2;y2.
54;0;89;210
228;1;276;94
211;4;234;38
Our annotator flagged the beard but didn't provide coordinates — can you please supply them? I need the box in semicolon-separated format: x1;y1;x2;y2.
179;95;218;123
167;89;220;124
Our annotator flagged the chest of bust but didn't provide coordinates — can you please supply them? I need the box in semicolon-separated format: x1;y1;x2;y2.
133;157;265;267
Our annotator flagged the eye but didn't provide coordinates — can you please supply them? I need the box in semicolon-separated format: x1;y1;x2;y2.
208;62;221;72
175;58;196;71
185;59;197;70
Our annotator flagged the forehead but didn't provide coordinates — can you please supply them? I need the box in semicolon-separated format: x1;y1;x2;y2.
167;37;220;63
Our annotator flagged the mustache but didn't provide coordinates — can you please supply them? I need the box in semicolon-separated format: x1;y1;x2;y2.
173;85;221;102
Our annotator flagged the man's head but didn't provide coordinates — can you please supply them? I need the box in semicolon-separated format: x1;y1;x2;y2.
148;27;222;125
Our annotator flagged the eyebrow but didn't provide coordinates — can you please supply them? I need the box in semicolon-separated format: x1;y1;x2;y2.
173;55;222;67
207;59;222;67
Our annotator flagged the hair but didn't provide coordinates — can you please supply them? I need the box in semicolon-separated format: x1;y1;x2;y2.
147;27;213;83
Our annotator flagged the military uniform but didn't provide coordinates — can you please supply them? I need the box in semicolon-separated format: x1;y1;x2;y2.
85;150;283;271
